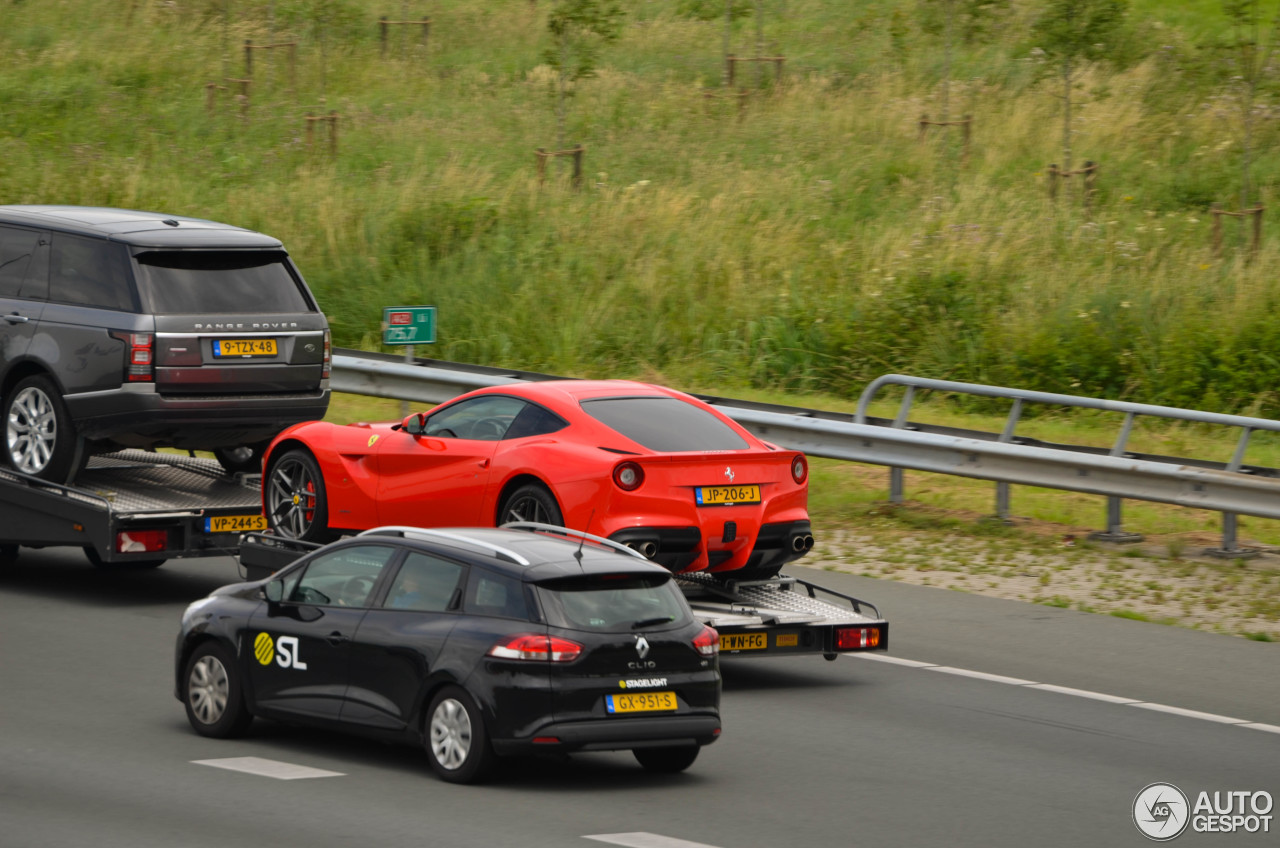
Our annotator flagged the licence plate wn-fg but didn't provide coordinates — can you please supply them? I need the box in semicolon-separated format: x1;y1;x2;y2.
695;484;761;506
720;633;767;651
213;338;277;357
605;691;678;714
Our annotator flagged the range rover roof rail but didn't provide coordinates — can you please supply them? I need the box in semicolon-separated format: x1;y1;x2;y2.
359;526;531;566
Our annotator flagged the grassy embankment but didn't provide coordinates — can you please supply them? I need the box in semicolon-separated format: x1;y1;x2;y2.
3;0;1279;635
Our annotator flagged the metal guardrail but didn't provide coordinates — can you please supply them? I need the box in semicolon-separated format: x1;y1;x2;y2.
333;349;1280;558
856;375;1280;557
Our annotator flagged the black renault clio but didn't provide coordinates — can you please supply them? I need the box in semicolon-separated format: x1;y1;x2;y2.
175;524;721;783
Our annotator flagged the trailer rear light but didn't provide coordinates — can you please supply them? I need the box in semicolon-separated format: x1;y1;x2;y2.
791;454;808;484
532;736;561;745
117;530;168;553
321;328;331;379
109;331;155;382
836;627;880;650
487;633;582;662
692;625;719;657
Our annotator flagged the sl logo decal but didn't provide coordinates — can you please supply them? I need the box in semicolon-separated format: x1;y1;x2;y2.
254;632;308;669
367;434;379;447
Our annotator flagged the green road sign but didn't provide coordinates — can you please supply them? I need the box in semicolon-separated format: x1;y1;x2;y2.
382;306;436;345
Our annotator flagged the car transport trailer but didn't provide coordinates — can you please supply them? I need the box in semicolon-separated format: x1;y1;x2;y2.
0;450;265;567
238;527;888;661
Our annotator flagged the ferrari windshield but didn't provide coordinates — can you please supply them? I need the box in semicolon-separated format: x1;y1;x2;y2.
580;397;749;452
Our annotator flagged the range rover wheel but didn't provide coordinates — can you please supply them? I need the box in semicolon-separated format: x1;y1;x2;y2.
265;449;335;543
4;375;78;483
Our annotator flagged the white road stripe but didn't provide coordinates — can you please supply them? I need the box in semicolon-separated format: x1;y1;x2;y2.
854;653;938;668
927;666;1037;686
1240;723;1280;734
192;757;345;780
1028;683;1141;704
585;834;723;848
850;654;1278;734
1128;703;1246;724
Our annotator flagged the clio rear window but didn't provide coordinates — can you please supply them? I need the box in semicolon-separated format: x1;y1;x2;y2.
580;397;748;452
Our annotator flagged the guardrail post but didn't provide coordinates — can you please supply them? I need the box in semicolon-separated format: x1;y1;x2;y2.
1089;411;1143;543
990;399;1022;523
889;467;905;504
1206;426;1260;558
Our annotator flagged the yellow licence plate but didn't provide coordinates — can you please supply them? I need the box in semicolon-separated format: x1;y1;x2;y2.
206;514;268;533
605;691;678;714
720;632;767;651
695;484;761;506
214;338;277;357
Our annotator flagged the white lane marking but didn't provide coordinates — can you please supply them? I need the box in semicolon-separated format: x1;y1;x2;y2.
928;666;1037;686
1028;683;1141;704
855;653;938;668
849;654;1278;734
585;834;723;848
1128;703;1247;724
1241;723;1280;734
192;757;345;780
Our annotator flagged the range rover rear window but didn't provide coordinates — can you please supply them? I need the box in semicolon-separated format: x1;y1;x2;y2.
133;250;312;314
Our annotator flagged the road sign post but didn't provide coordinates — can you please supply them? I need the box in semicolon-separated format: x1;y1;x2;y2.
382;306;437;416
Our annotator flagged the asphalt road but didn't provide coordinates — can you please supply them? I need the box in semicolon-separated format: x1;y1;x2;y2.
1;548;1275;848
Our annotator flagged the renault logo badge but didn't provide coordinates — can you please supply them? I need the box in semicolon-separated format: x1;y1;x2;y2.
635;635;651;659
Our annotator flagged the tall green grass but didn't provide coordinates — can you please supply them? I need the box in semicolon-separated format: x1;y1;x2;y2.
5;1;1280;412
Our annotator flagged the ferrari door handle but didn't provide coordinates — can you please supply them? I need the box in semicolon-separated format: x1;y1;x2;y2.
4;313;30;324
478;459;490;468
326;631;349;646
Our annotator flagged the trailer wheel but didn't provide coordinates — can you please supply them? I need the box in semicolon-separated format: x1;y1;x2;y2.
633;745;700;773
83;547;167;569
265;449;335;543
823;652;838;661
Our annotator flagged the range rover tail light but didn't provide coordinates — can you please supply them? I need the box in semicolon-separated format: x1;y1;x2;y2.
322;328;331;380
109;331;155;382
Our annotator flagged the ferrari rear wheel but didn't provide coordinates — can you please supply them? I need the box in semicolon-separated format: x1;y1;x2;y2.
499;483;563;527
266;449;336;543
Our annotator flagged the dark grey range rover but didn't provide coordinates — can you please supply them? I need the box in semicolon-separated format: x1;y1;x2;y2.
0;206;330;482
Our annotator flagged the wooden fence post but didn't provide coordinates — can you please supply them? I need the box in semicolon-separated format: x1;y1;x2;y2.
726;54;736;88
571;144;584;190
380;16;389;57
244;39;253;77
1047;164;1060;201
1252;205;1264;258
536;148;547;185
1211;203;1223;258
1082;161;1098;215
421;17;431;50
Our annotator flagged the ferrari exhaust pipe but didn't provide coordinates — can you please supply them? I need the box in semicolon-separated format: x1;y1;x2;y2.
638;541;659;559
791;535;806;552
803;535;815;551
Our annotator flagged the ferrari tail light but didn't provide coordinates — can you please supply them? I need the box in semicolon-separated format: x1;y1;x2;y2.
692;625;719;657
791;454;808;484
109;331;155;382
488;633;582;662
613;461;644;491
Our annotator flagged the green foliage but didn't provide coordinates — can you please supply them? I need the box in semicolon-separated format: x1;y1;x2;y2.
917;0;1012;44
1031;0;1131;65
677;0;753;22
545;0;625;82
